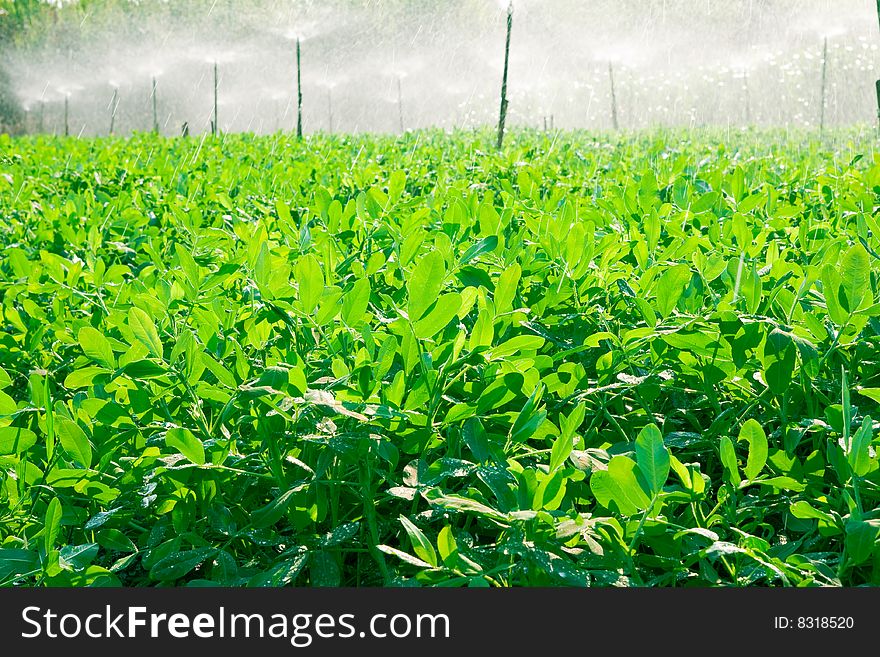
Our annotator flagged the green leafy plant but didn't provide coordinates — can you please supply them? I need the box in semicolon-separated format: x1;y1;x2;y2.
1;128;879;588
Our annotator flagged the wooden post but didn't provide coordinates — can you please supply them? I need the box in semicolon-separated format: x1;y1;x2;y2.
296;37;303;139
110;87;118;135
875;0;880;128
151;77;159;134
213;62;219;136
819;36;828;132
876;79;880;131
496;1;513;149
397;76;404;133
609;62;619;131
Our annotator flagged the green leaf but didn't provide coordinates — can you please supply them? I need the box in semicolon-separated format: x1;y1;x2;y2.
857;388;880;404
0;549;39;581
275;199;293;225
655;264;691;318
840;243;871;312
295;254;324;313
738;419;768;480
78;327;116;369
251;484;307;529
407;250;446;321
412;293;462;339
468;309;494;350
789;501;836;525
590;455;651;515
821;263;848;326
634;424;670;495
389;170;407;202
549;432;574;473
561;404;586;442
761;328;795;396
494;263;521;315
0;366;11;388
247;552;308;587
509;384;546;443
462;417;490;463
437;526;458;567
459;236;498;265
0;426;37;455
692;191;719;213
165;427;205;465
376;545;435;570
122;360;168;380
56;417;92;469
174;243;200;290
128;307;163;359
97;528;138;553
63;366;111;389
719;436;741;485
845;519;879;564
751;476;805;492
848;416;873;477
201;354;237;388
44;497;63;554
150;547;218;581
341;278;371;325
399;516;437;567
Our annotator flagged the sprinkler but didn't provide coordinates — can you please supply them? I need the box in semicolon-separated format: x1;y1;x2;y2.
38;100;45;133
151;77;159;134
609;62;619;131
819;36;828;132
496;1;513;149
109;87;119;135
397;76;404;133
296;37;303;139
64;94;70;137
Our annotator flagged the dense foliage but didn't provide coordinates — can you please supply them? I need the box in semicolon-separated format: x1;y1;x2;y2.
1;129;880;587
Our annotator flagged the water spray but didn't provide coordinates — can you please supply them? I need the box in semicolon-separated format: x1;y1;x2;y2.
109;87;119;135
151;77;159;134
213;61;219;136
327;88;333;134
397;76;405;133
496;1;513;149
38;101;45;133
609;62;619;131
819;36;828;132
743;71;751;125
296;37;303;139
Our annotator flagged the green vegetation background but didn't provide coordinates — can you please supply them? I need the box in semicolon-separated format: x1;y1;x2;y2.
1;128;880;587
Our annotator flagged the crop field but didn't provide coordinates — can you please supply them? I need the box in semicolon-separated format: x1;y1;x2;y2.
1;129;880;588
